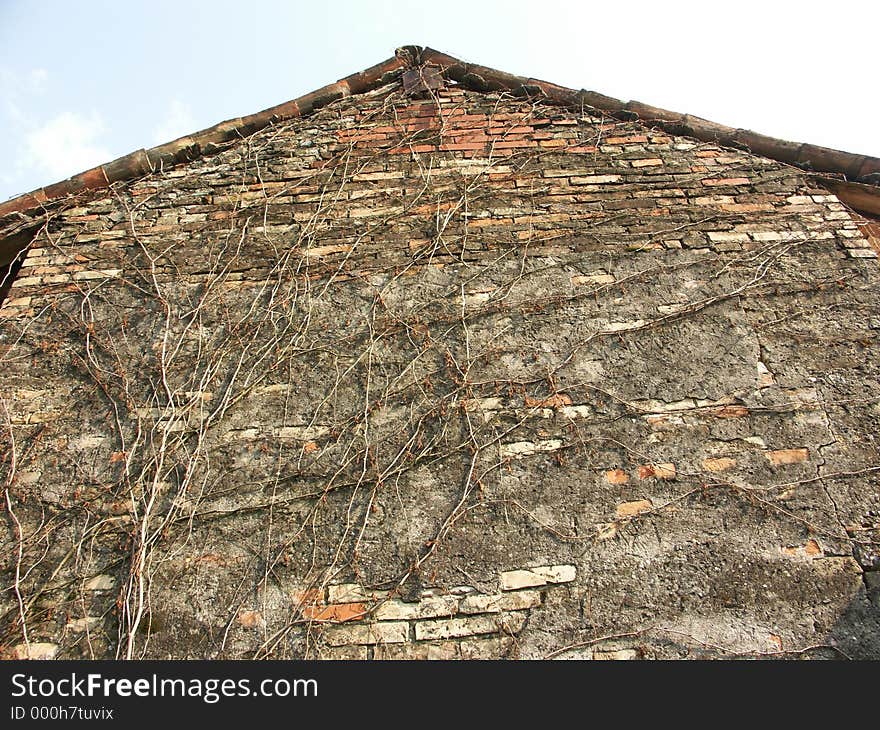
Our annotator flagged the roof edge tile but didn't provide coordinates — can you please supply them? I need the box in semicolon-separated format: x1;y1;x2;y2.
2;46;878;221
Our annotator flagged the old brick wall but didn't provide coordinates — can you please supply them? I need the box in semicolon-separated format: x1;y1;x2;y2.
1;80;879;659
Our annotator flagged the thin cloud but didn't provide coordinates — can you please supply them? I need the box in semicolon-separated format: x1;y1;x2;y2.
152;99;196;145
0;67;112;195
27;68;48;92
22;111;112;181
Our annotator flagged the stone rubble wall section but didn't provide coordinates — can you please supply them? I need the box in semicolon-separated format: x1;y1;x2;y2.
298;564;576;660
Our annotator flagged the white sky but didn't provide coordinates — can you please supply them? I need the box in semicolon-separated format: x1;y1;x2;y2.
1;0;877;201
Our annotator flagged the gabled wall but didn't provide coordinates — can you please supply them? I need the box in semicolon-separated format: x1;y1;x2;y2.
1;82;879;659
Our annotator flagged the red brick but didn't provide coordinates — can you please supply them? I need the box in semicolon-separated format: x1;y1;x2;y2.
302;602;367;623
766;448;809;466
388;144;436;154
492;140;539;149
617;499;652;518
605;135;648;145
605;469;629;485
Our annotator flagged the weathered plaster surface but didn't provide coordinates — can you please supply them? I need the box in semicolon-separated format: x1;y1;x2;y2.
1;82;878;659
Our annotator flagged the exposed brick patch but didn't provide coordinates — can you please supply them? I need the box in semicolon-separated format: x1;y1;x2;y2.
767;448;810;466
703;457;736;472
11;643;58;660
303;602;368;623
782;539;823;558
458;590;541;614
414;612;527;641
605;135;648;145
605;468;629;485
323;621;409;646
236;610;264;628
524;393;572;408
631;158;663;168
637;463;676;480
616;499;653;519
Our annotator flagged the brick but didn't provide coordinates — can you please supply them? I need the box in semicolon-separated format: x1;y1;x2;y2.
237;610;264;628
631;158;663;168
637;463;676;480
374;641;460;660
804;539;822;556
702;457;736;472
500;564;576;590
351;171;405;181
320;645;369;660
11;277;40;287
558;405;592;419
751;231;792;241
571;272;615;286
323;621;408;646
374;595;459;621
707;231;750;243
414;611;528;641
693;195;735;206
327;583;386;603
645;414;684;430
569;174;623;185
767;448;809;466
458;590;541;614
720;203;774;213
782;539;823;558
702;177;750;186
616;499;653;518
12;642;58;660
500;439;563;458
459;636;516;659
605;468;629;485
524;393;572;408
439;142;486;152
303;602;368;623
605;135;649;145
492;140;539;149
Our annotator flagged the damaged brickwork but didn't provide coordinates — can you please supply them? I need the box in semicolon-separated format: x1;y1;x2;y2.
1;72;879;659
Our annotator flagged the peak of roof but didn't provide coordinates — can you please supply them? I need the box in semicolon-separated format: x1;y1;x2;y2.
2;46;879;221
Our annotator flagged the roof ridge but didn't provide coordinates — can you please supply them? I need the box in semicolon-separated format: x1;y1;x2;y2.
2;46;878;221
